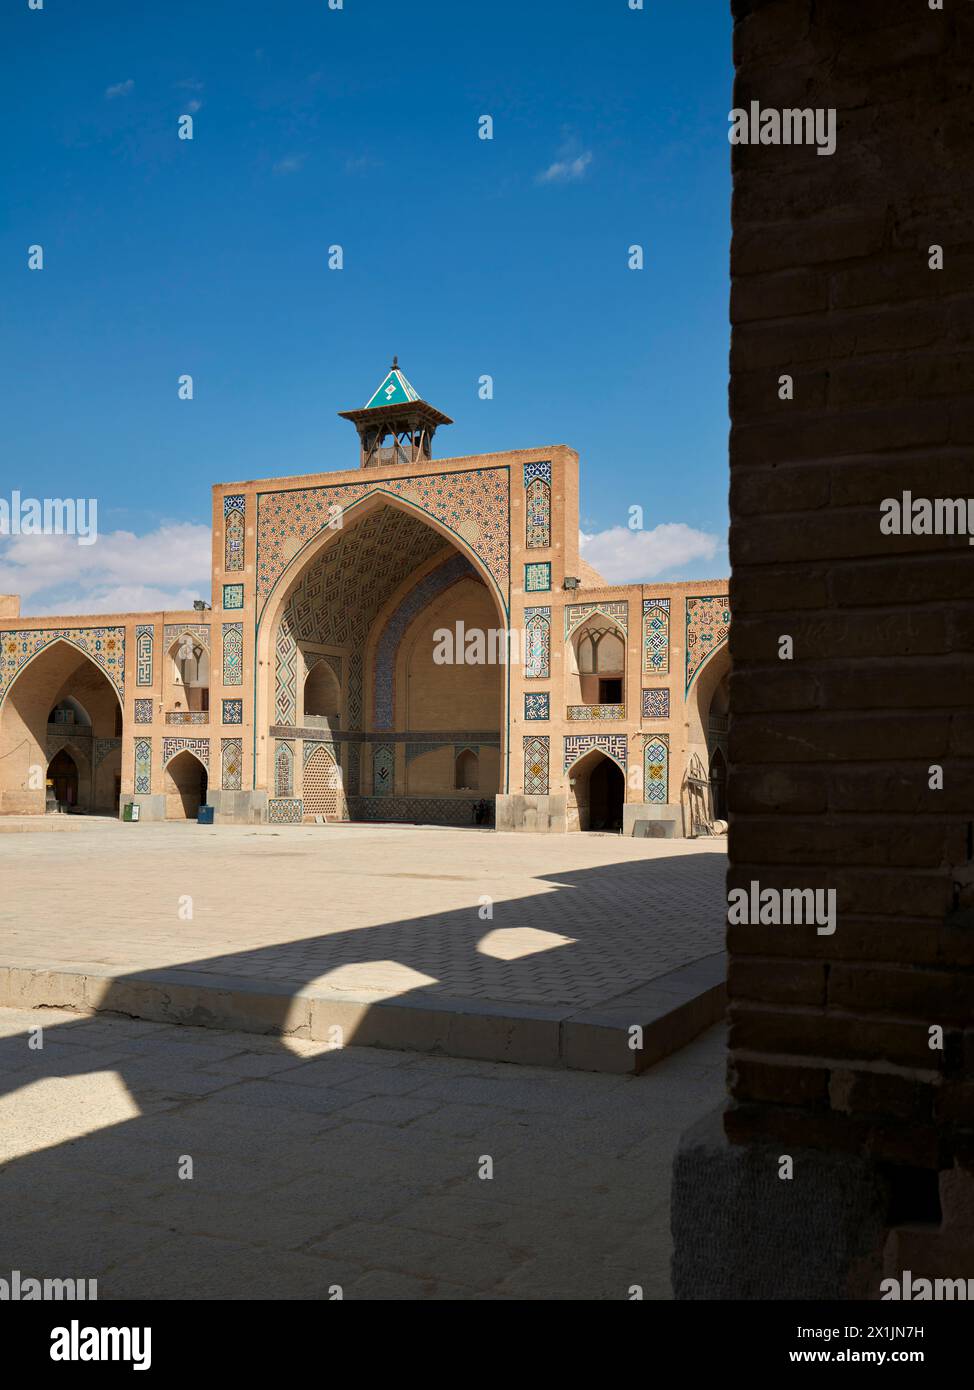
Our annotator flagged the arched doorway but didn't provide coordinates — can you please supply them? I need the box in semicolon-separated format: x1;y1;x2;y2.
165;751;208;819
685;640;731;834
0;639;123;816
567;748;625;832
257;495;507;822
47;749;79;812
589;757;624;831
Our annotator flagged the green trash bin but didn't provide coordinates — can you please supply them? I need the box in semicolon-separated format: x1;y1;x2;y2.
197;804;215;826
122;803;140;823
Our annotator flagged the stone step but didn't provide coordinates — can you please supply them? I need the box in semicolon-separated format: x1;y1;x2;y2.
0;953;726;1075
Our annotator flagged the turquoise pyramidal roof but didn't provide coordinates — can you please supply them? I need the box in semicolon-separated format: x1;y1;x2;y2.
364;359;421;409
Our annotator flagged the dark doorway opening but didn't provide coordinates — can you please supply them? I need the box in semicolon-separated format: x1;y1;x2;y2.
588;757;624;832
167;752;208;820
47;749;79;811
710;747;727;820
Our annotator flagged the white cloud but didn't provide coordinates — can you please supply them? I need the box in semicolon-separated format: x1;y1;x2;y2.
579;522;725;583
273;153;305;176
537;150;592;184
105;79;135;99
0;523;212;617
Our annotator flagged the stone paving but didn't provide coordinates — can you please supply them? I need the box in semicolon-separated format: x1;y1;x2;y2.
0;1005;727;1299
0;822;726;1011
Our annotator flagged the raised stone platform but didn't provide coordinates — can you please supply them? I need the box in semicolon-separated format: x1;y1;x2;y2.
0;952;725;1075
0;822;727;1072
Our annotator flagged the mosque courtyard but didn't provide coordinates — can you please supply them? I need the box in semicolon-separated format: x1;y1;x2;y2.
0;822;726;1298
0;821;726;1067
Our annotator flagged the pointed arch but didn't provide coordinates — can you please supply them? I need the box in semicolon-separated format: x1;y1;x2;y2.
274;741;294;798
254;490;511;798
304;743;346;820
258;487;509;629
0;635;124;713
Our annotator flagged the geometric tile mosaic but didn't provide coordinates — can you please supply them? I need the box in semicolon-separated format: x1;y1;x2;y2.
524;735;549;795
524;461;551;550
345;795;492;827
256;466;511;607
222;583;244;611
134;698;153;724
274;741;293;798
565;601;628;639
644;735;669;803
220;737;243;791
525;477;550;550
280;508;453;734
523;461;551;487
222;623;243;686
524;561;551;592
268;798;303;824
566;704;625;721
686;595;730;692
524;691;549;720
224;495;245;573
373;744;395;797
163;624;210;652
0;627;126;703
642;598;670;675
641;687;670;718
524;607;550;679
274;622;297;726
162;736;210;769
347;741;360;796
135;624;153;686
564;733;628;772
222;699;243;724
134;737;151;794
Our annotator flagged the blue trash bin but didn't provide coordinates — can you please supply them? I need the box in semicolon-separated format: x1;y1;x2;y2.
197;804;215;825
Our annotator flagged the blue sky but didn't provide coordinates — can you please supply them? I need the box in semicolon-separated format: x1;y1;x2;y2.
1;0;732;614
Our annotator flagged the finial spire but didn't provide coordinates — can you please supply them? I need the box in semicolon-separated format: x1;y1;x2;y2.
392;354;398;369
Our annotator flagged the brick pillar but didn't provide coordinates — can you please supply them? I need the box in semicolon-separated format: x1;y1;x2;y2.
673;0;974;1297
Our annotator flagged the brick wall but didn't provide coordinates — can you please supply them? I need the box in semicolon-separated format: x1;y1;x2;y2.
727;0;974;1217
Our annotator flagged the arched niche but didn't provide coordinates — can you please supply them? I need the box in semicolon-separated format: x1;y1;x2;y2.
566;614;627;710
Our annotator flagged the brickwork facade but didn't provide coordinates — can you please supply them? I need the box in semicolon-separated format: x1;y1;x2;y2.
0;372;730;831
719;0;974;1284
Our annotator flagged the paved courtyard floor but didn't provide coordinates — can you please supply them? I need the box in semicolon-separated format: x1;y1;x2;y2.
0;822;726;1011
0;1005;727;1299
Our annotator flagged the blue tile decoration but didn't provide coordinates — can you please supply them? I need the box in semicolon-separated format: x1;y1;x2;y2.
523;736;549;795
524;692;549;720
641;688;669;718
524;562;551;593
